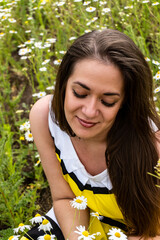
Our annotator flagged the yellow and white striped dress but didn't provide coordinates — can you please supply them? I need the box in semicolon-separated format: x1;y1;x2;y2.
47;108;127;240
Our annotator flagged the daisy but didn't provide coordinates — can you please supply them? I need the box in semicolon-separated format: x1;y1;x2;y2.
152;2;159;5
8;18;16;23
42;59;50;65
46;85;55;90
70;196;87;210
8;236;20;240
20;121;30;132
32;92;46;98
107;228;128;240
30;214;45;224
39;67;47;72
152;60;160;66
69;36;77;41
14;223;31;233
154;87;160;93
35;159;41;166
90;212;103;220
18;48;31;56
86;7;96;12
53;59;62;65
46;38;56;43
75;225;101;240
153;71;160;81
25;131;33;142
83;1;91;5
38;219;53;232
37;234;56;240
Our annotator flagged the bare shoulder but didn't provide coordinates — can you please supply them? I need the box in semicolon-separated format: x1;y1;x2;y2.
155;130;160;158
29;94;54;148
30;94;52;120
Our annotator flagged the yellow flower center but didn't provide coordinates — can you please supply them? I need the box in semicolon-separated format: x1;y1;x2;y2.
19;223;24;227
42;219;49;225
82;231;89;237
8;236;14;240
35;213;41;217
95;213;99;216
76;199;83;203
115;232;121;238
29;133;32;138
44;234;51;240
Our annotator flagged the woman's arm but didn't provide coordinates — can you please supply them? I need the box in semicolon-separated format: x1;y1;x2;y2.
29;95;89;239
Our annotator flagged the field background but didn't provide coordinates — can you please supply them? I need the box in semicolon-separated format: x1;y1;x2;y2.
0;0;160;239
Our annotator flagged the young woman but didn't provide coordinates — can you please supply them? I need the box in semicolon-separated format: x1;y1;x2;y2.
27;29;160;239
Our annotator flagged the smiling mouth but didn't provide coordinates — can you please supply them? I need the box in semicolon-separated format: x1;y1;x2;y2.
76;117;97;128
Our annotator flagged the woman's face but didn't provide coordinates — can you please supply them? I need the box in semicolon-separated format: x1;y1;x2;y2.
64;59;124;142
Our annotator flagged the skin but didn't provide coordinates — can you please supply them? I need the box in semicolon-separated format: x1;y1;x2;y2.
29;59;160;240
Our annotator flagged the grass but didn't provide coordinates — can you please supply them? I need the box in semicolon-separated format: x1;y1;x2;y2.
0;0;160;239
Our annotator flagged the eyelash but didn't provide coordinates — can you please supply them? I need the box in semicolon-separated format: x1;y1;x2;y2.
72;89;116;107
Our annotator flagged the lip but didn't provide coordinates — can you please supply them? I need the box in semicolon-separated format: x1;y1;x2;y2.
76;116;97;128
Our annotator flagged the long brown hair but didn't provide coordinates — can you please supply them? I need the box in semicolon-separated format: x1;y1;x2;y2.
52;29;160;237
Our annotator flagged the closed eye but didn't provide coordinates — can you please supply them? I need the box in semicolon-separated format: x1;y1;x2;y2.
101;99;116;107
72;89;87;98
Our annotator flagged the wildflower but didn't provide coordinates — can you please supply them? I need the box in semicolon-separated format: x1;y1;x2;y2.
38;219;53;232
84;29;92;33
9;30;18;33
32;92;46;98
20;121;30;132
83;1;91;5
46;38;56;43
70;196;87;210
153;71;160;81
25;39;34;45
145;57;150;62
102;8;111;14
59;50;66;54
30;214;45;224
74;0;82;2
25;131;33;142
39;67;47;72
124;5;133;9
20;56;28;60
86;6;96;12
69;36;77;41
75;225;101;240
90;212;103;220
18;48;31;56
34;41;43;48
0;32;5;38
53;59;62;65
154;87;160;93
8;18;16;23
46;85;55;90
16;109;24;114
107;227;128;240
20;136;25;141
152;2;159;5
14;223;31;233
37;234;56;240
8;236;20;240
152;60;160;66
42;59;50;65
35;159;41;166
142;0;149;3
25;30;32;33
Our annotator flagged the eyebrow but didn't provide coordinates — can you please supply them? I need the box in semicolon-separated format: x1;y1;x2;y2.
73;81;120;96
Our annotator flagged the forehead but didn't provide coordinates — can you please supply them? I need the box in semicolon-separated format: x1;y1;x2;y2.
67;58;124;94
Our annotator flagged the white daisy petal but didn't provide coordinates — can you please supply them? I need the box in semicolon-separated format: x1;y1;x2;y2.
70;196;87;210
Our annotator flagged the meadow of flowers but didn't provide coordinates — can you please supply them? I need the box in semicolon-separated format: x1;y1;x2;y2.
0;0;160;239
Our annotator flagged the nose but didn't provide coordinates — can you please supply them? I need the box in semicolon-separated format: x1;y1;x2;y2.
81;97;99;118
